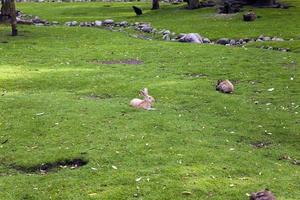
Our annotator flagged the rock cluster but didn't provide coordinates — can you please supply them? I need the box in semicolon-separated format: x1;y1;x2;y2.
63;19;287;47
16;10;289;51
16;10;58;26
177;33;203;43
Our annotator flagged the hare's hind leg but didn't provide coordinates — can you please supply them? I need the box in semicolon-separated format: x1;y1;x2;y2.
146;108;156;111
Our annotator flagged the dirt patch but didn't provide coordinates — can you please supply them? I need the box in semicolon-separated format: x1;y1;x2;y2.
93;59;144;65
86;93;114;100
251;141;272;148
10;158;88;174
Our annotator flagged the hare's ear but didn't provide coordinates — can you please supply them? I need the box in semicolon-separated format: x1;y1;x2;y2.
143;88;148;95
140;89;146;96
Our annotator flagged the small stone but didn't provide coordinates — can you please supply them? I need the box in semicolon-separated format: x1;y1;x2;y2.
162;34;170;41
141;26;153;33
103;19;114;25
163;30;171;35
79;22;86;27
95;20;102;27
203;38;211;43
229;39;236;45
65;21;72;26
263;36;271;41
217;38;230;45
119;21;129;27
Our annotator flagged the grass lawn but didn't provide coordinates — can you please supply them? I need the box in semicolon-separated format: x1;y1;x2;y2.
0;1;299;199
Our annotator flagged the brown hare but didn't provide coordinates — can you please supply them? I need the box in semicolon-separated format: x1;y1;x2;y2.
130;88;155;110
216;79;234;93
250;189;276;200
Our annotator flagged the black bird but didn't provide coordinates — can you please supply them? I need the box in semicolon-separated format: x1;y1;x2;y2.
132;6;143;16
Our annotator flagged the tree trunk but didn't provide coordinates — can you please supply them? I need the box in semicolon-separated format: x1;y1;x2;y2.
187;0;200;9
1;0;18;36
152;0;159;10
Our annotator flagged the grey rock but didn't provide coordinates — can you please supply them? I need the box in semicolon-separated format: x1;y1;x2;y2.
203;38;211;43
217;38;230;45
272;37;284;42
256;38;263;42
229;39;236;45
71;21;78;26
263;36;271;41
163;34;170;41
119;21;129;27
103;19;114;25
68;21;78;26
79;22;86;27
32;16;42;23
163;30;171;35
141;26;153;33
65;21;72;26
178;33;203;43
95;20;102;27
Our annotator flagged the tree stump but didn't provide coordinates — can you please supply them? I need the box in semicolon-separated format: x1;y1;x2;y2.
152;0;160;10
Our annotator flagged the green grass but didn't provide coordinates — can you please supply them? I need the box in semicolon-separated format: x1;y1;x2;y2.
0;1;300;199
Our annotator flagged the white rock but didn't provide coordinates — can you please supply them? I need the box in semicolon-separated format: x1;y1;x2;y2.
95;20;102;27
